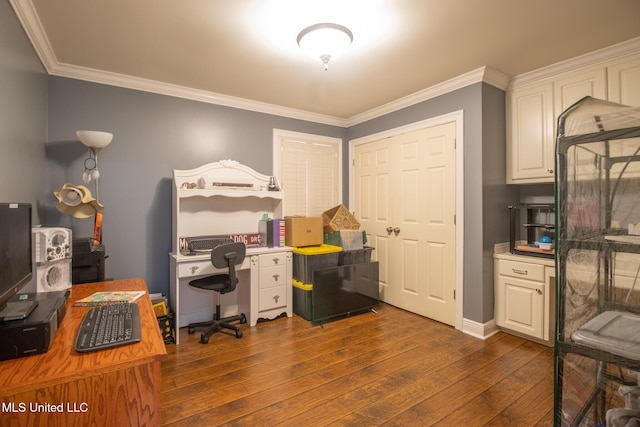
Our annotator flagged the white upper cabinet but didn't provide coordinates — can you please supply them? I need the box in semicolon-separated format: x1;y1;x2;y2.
506;43;640;184
608;56;640;107
507;67;607;184
553;67;607;116
507;82;555;183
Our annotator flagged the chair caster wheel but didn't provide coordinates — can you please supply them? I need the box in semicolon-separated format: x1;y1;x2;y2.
188;327;195;334
200;334;209;344
235;330;243;338
240;314;247;324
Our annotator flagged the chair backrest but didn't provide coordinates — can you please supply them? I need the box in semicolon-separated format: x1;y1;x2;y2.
210;242;246;292
211;242;246;269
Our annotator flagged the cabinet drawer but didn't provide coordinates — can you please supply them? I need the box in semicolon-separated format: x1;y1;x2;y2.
259;252;287;268
178;260;217;278
177;257;250;278
259;285;287;311
498;260;544;282
259;265;287;288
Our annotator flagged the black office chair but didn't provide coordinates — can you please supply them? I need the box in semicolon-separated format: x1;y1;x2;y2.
187;242;247;344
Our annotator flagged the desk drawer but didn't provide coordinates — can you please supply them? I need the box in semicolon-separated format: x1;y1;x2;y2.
498;259;544;282
259;285;287;311
259;264;287;289
178;259;217;278
259;252;287;268
177;257;249;278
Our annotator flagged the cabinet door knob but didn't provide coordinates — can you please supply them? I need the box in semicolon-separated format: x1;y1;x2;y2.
273;295;280;303
536;289;542;295
394;227;400;236
190;266;199;274
273;274;280;282
386;227;393;235
547;168;554;174
272;257;280;265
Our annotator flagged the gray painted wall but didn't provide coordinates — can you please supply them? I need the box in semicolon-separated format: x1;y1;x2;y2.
481;84;520;323
45;77;347;296
0;0;48;293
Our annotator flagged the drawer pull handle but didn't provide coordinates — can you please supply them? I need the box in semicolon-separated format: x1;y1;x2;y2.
273;295;280;303
512;268;528;275
272;257;280;265
190;266;199;274
273;274;280;282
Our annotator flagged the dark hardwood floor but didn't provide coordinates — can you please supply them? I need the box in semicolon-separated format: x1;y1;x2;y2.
160;303;554;426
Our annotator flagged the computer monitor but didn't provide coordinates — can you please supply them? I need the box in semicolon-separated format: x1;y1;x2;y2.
0;203;36;321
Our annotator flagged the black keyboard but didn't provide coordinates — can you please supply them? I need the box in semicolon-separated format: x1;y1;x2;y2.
74;303;142;353
187;237;232;254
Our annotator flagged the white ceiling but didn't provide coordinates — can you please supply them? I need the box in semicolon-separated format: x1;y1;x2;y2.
12;0;640;125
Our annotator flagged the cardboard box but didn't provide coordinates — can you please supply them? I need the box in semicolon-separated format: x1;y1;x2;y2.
285;216;323;247
322;204;360;233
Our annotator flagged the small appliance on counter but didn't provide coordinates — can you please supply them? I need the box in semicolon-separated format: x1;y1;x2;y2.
72;238;106;284
509;203;555;259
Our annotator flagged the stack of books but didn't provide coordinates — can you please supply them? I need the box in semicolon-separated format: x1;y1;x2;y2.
259;218;285;247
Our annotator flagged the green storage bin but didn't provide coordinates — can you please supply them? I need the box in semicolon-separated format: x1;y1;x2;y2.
292;244;342;283
292;279;313;320
338;246;374;265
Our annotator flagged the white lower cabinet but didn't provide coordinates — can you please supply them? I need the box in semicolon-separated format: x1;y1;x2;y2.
254;252;291;317
494;253;555;345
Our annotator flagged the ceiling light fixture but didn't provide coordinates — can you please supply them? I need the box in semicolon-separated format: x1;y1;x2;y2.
297;23;353;71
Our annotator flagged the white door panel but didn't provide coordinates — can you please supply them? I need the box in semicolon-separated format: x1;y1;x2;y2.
354;122;456;325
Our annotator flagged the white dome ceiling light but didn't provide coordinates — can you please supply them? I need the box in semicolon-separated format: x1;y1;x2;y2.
297;23;353;71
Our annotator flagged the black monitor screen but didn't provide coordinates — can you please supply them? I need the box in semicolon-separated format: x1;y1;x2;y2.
0;203;33;308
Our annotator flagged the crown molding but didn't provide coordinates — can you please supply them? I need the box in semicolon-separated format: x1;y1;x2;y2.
346;66;510;127
51;62;350;127
508;36;640;90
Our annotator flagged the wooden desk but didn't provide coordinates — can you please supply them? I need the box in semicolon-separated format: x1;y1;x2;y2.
0;278;167;427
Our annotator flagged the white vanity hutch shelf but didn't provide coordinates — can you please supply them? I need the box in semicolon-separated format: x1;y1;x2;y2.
169;160;292;343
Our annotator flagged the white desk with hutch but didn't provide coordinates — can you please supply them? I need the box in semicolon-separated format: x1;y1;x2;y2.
169;160;292;343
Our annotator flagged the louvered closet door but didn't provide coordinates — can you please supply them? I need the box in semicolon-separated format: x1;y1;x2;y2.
354;122;456;325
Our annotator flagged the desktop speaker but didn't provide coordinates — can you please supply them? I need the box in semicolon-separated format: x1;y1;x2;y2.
33;227;72;264
36;259;72;293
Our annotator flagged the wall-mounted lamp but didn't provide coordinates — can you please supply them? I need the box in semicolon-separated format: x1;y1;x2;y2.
297;23;353;71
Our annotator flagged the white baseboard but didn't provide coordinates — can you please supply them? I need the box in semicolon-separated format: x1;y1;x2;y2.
462;317;500;340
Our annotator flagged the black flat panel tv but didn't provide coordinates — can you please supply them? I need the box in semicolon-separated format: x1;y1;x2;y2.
0;203;33;316
311;262;379;324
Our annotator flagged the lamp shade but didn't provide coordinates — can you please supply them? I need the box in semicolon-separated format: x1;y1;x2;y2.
76;130;113;148
54;183;104;219
297;23;353;70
